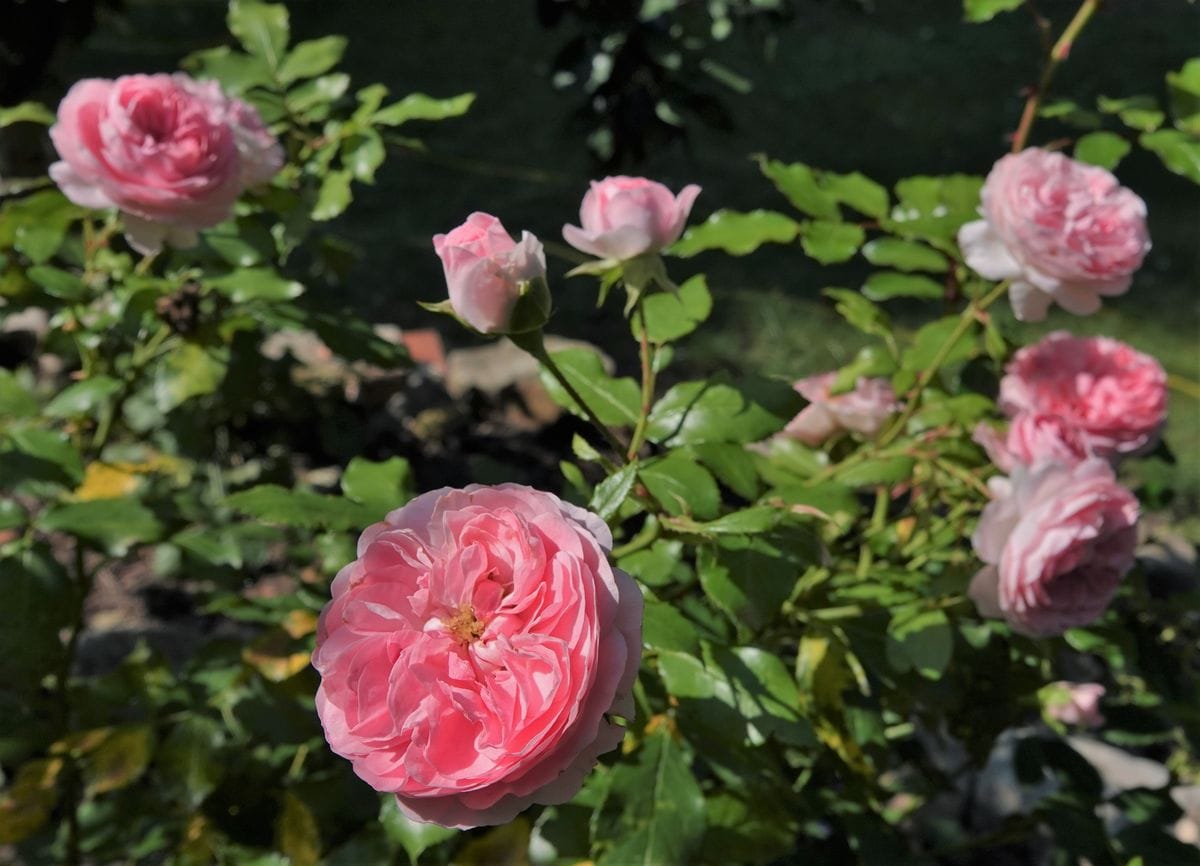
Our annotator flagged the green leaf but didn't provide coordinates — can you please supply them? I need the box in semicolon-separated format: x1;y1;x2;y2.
823;288;892;340
757;159;840;219
963;0;1024;23
341;456;413;519
646;377;801;446
159;717;224;809
1074;131;1132;170
225;484;376;531
800;220;864;264
0;548;73;701
1140;129;1200;184
590;463;638;520
312;169;354;221
7;428;83;481
227;0;290;70
902;315;978;372
886;608;953;679
1096;95;1164;133
277;35;347;83
0;102;55;127
0;500;25;531
690;442;759;500
1166;58;1200;134
618;538;687;588
861;238;948;273
834;456;915;487
380;797;458;866
821;171;889;219
372;92;476;126
832;344;895;392
287;72;350;115
697;529;817;635
670;210;800;257
595;728;706;866
44;377;122;419
862;271;944;302
40;498;163;555
25;266;86;301
1;190;82;264
208;268;303;303
721;646;815;747
0;370;38;418
83;725;156;796
182;46;274;94
153;342;229;411
888;174;984;242
276;792;320;866
643;598;701;654
538;348;641;426
640;452;720;519
343;129;386;183
171;526;245;568
634;275;712;343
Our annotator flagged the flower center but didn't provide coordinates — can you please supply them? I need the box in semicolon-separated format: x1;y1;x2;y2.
445;604;486;645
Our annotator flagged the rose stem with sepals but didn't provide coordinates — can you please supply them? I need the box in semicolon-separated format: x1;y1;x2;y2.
876;279;1012;448
626;302;657;461
1010;0;1104;153
508;329;631;461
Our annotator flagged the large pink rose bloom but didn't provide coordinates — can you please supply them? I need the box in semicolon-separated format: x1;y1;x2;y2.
433;213;547;334
313;484;642;829
999;332;1167;460
958;148;1150;322
969;459;1139;637
784;372;898;446
973;413;1091;474
563;176;701;261
49;73;281;255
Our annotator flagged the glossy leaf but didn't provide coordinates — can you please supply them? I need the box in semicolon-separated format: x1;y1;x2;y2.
40;498;163;555
373;92;476;126
634;275;712;343
1074;131;1132;169
800;220;864;264
671;209;800;257
861;238;948;273
640;452;720;519
538;348;641;426
277;35;347;83
227;0;289;69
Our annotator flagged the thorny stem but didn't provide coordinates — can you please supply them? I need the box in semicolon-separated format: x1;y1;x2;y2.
1010;0;1103;153
510;330;630;460
877;280;1011;448
627;303;657;461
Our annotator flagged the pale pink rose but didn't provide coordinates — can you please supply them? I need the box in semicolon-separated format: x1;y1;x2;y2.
563;176;701;261
973;413;1091;473
313;484;642;829
433;213;547;334
958;148;1150;321
783;372;899;446
1044;681;1106;728
999;332;1167;460
179;77;283;187
49;73;282;255
969;459;1139;637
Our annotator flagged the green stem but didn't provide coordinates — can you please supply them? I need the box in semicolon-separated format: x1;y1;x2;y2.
1010;0;1102;152
626;304;657;461
510;330;630;459
611;516;661;559
877;280;1010;447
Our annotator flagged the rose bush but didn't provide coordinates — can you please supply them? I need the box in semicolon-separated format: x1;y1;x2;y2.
313;484;641;828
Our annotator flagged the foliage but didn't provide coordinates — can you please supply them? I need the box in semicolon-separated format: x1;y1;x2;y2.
0;1;1196;865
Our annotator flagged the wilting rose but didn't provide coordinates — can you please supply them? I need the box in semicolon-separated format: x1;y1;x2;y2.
563;176;701;261
783;372;898;446
999;332;1167;460
433;213;548;334
973;413;1091;473
313;484;642;829
50;73;281;254
969;459;1139;637
1043;681;1106;728
958;148;1150;321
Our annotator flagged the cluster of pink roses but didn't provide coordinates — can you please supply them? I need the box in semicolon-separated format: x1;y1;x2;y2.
50;73;283;254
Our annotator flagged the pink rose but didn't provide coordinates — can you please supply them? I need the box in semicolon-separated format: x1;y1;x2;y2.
958;148;1150;321
50;73;282;255
973;413;1091;474
563;176;701;261
783;372;899;446
313;484;642;829
433;213;548;334
999;332;1167;460
969;459;1139;637
1043;681;1106;728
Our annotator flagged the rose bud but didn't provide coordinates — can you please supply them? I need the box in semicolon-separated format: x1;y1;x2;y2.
563;176;701;262
433;213;549;335
1042;681;1106;729
958;148;1150;322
